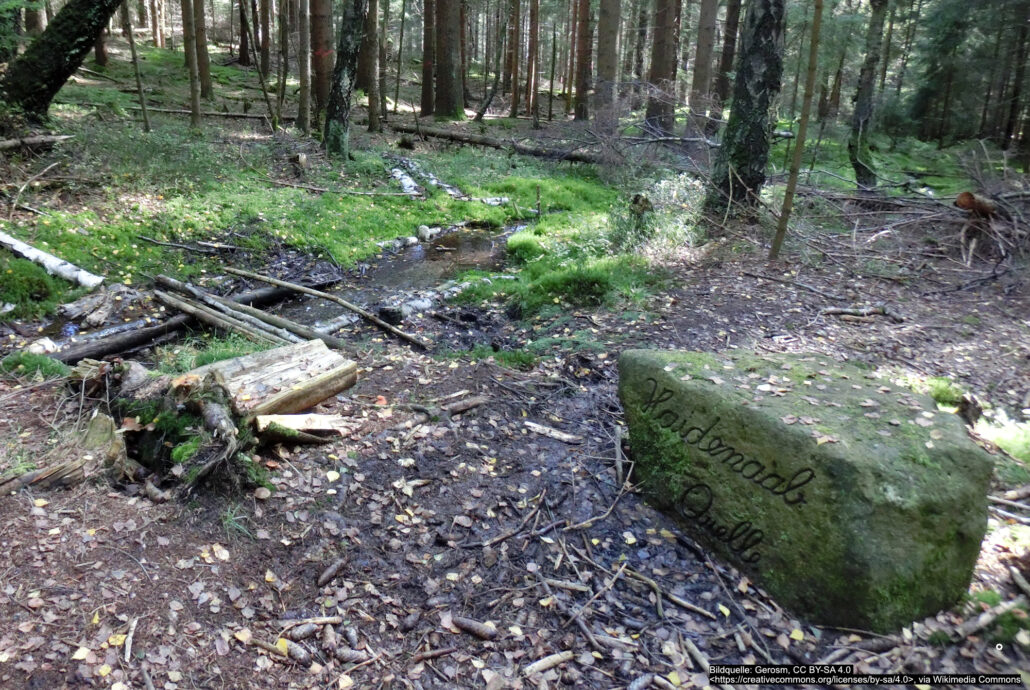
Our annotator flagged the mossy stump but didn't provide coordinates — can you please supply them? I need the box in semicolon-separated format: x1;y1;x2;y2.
618;349;992;632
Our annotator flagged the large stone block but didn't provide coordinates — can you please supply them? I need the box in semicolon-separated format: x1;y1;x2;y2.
618;349;992;632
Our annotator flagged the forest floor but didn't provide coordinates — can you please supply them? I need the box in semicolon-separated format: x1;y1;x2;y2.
1;40;1030;690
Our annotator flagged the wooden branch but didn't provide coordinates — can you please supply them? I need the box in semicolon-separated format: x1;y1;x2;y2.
139;234;218;254
0;135;74;152
819;304;903;322
208;294;350;351
0;228;103;288
224;267;432;349
124;105;295;120
153;290;287;345
742;271;847;301
388;123;604;164
155;275;302;344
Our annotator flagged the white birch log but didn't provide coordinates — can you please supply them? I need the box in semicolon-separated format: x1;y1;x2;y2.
0;229;104;289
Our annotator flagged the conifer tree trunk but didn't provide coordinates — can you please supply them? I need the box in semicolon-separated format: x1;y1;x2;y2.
181;0;204;127
366;0;381;130
312;0;331;114
151;0;161;45
421;0;436;113
644;0;681;133
503;0;517;94
573;0;592;120
525;0;540;115
436;0;464;118
709;0;741;132
239;0;252;66
706;0;785;208
508;0;521;115
260;0;271;75
379;0;389;117
1;0;126;119
298;0;311;132
894;0;922;96
630;0;646;109
394;0;407;110
324;0;368;156
95;29;109;66
877;4;893;93
25;9;47;35
827;48;844;117
847;0;887;189
195;0;213;98
596;0;620;114
689;0;719;129
356;0;377;91
1003;3;1029;150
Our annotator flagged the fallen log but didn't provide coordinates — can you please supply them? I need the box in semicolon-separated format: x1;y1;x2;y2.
0;135;74;152
153;290;290;345
224;267;432;349
126;105;296;120
155;275;302;345
53;284;322;364
174;339;357;416
255;414;351;436
0;228;103;289
388;123;604;165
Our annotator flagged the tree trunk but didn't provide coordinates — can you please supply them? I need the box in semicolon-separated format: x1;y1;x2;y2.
137;0;147;34
95;29;109;67
25;9;48;36
181;0;204;128
508;0;521;115
644;0;681;134
573;0;592;120
769;0;821;261
324;0;368;156
239;0;252;65
394;0;407;110
436;0;464;118
689;0;719;129
379;0;389;117
565;0;577;108
260;0;271;75
708;0;741;133
298;0;311;132
979;22;1003;138
894;0;922;95
1003;2;1029;150
421;0;435;113
312;0;331;115
365;0;381;130
595;0;620;115
0;0;126;119
630;0;646;109
827;48;845;118
525;0;541;115
877;3;893;93
356;0;377;91
275;0;289;119
195;0;213;98
151;0;161;46
847;0;887;189
706;0;785;208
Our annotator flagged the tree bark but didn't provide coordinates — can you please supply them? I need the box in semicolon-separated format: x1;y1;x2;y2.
394;0;407;111
25;9;48;36
644;0;681;134
827;47;845;118
0;0;126;119
877;3;893;93
181;0;204;128
706;0;785;208
421;0;436;114
508;0;521;114
324;0;368;156
595;0;620;115
525;0;541;115
435;0;464;118
1003;2;1029;150
379;0;389;117
708;0;741;133
365;0;381;130
298;0;311;132
95;29;109;67
573;0;592;120
630;0;647;109
356;0;377;91
195;0;213;98
894;0;922;95
769;0;821;261
239;0;252;65
260;0;271;75
565;0;577;109
312;0;331;115
847;0;887;189
689;0;719;129
122;0;151;132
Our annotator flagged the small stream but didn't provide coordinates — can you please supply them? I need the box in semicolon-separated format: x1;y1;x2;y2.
273;223;517;332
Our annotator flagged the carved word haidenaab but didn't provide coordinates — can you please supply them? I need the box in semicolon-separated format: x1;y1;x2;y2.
640;377;817;506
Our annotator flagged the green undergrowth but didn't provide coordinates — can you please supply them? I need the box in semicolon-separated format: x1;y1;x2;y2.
0;352;71;380
153;333;271;374
447;345;539;370
977;411;1030;486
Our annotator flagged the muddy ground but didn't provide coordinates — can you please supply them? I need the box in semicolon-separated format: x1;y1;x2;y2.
1;203;1029;690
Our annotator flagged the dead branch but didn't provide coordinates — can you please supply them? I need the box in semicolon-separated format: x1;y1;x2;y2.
742;271;847;301
819;304;903;322
0;135;74;152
